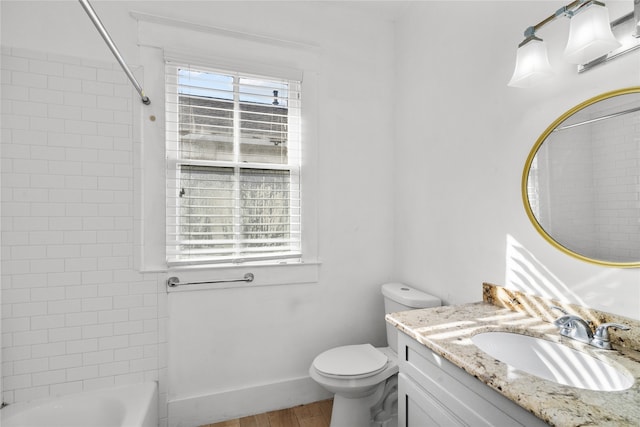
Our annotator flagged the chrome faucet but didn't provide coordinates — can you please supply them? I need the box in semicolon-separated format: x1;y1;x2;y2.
551;306;593;344
551;306;631;350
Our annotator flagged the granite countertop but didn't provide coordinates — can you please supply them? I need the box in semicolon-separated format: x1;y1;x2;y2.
386;297;640;426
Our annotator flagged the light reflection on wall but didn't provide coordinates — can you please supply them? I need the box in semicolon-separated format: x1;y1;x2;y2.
504;234;586;306
503;235;636;316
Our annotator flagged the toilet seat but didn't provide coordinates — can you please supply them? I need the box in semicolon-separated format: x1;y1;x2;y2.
313;344;389;379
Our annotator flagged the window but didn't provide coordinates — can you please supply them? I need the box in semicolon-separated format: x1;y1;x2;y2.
165;63;302;266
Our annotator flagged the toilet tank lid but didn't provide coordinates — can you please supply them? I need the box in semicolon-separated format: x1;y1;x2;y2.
381;282;441;308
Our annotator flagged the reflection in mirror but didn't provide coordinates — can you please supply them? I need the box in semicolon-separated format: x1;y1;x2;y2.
523;87;640;267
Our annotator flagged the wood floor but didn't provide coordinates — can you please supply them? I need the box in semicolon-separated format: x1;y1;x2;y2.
201;399;333;427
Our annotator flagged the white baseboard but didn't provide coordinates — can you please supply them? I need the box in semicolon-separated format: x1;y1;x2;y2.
167;376;332;427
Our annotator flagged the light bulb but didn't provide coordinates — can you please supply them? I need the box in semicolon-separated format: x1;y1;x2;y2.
508;38;554;88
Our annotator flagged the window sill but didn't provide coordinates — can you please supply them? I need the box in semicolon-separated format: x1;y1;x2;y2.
163;260;320;292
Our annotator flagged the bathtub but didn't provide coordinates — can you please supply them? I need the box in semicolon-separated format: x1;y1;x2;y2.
1;382;158;427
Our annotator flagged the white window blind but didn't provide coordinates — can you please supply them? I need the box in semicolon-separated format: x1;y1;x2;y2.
165;62;302;266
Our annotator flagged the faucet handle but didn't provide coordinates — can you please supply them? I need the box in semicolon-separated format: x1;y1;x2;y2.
591;323;631;350
550;306;575;328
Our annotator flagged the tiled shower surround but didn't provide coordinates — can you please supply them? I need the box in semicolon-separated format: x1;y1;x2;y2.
1;46;167;421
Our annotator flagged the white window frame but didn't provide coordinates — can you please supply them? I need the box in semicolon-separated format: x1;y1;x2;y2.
134;15;319;288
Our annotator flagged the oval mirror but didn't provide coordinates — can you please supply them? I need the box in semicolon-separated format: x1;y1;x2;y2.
522;87;640;268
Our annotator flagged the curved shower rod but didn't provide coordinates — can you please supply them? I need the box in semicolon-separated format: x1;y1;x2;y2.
78;0;150;105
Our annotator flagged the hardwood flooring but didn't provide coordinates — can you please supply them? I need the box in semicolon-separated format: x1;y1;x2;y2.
201;399;333;427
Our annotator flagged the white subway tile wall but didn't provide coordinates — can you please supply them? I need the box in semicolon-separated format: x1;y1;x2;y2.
1;46;167;423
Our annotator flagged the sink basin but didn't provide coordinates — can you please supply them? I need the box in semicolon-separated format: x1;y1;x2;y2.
471;332;634;391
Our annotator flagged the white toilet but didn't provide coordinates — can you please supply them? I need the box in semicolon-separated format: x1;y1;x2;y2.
309;283;441;427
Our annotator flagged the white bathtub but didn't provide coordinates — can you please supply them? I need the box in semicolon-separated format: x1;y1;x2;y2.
1;382;158;427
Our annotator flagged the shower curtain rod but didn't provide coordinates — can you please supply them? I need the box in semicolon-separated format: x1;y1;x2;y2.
79;0;150;105
554;104;640;131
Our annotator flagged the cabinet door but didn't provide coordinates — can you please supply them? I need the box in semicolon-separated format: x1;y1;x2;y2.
398;373;465;427
398;333;548;427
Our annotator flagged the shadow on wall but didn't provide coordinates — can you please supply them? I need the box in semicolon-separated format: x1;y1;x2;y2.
503;234;625;310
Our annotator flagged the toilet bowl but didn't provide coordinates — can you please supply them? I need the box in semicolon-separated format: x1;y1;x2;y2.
310;346;398;427
310;283;441;427
310;345;398;398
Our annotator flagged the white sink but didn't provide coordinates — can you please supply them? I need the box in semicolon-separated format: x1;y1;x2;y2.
471;331;634;391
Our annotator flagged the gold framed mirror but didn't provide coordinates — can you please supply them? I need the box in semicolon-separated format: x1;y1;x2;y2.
522;87;640;268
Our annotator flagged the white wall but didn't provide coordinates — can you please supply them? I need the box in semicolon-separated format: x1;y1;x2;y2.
1;1;397;425
394;1;640;318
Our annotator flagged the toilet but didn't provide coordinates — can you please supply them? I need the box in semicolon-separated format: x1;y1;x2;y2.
309;283;441;427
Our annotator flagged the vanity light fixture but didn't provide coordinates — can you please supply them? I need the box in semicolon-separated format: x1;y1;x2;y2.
563;1;621;64
509;0;638;88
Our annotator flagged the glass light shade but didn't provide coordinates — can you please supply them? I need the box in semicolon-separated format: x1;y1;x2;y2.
508;39;554;88
563;3;621;64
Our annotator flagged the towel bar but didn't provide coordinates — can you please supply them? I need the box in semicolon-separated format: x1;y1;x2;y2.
167;273;254;287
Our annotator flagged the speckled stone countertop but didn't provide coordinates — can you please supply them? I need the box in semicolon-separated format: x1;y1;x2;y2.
385;284;640;427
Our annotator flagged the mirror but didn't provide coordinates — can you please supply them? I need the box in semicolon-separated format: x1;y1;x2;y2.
522;87;640;268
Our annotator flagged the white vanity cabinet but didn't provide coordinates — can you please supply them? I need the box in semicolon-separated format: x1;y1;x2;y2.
397;332;549;427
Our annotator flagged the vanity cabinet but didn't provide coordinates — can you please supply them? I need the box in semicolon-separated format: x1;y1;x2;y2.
397;332;548;427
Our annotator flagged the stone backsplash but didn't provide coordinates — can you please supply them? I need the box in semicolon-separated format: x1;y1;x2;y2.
483;283;640;352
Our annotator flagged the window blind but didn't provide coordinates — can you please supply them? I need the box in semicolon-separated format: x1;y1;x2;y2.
165;62;302;266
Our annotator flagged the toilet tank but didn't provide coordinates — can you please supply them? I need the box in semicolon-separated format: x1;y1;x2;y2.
381;283;441;353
